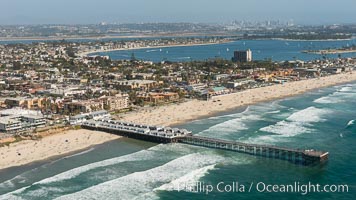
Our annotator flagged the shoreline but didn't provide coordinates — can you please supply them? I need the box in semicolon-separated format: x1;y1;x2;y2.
0;33;232;42
267;38;354;42
0;129;121;170
120;72;356;127
302;49;356;55
77;41;232;57
1;72;356;170
0;34;173;42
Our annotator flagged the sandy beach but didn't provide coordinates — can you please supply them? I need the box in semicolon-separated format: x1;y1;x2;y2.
1;72;356;170
120;72;356;126
0;129;120;170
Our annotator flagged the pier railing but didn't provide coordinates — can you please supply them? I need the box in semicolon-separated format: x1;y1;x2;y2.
176;135;328;165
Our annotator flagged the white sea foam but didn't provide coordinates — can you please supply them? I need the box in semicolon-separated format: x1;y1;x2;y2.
154;164;217;192
33;144;179;185
245;135;281;145
266;110;281;114
0;147;94;191
216;106;251;119
314;96;343;104
146;49;158;52
286;106;330;123
0;186;29;200
55;153;224;200
0;176;20;189
34;151;155;185
198;114;260;136
260;120;312;136
347;120;355;127
0;154;72;190
338;86;355;92
260;107;330;136
1;144;198;199
62;147;95;159
315;85;356;104
176;57;191;60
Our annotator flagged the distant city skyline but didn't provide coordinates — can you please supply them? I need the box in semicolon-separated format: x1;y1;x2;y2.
1;0;356;25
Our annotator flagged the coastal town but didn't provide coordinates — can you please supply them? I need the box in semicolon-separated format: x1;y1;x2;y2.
0;37;355;147
2;0;356;198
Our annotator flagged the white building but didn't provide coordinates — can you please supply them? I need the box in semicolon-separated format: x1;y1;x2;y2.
0;112;46;134
69;110;110;125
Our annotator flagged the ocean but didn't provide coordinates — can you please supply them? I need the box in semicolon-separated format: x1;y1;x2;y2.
0;82;355;200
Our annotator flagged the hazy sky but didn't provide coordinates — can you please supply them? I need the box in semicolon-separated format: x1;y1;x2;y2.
1;0;356;25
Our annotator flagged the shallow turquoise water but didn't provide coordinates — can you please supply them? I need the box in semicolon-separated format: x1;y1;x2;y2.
0;83;355;200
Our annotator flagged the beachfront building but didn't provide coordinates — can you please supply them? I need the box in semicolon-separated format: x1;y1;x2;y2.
321;67;343;74
232;49;252;62
0;108;46;134
186;83;208;93
0;117;23;134
102;94;130;111
89;110;110;120
294;68;321;78
225;79;256;89
22;115;47;127
69;110;110;125
69;114;87;125
210;87;230;96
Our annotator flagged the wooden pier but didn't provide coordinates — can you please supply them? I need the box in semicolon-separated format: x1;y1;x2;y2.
81;119;329;166
176;136;329;165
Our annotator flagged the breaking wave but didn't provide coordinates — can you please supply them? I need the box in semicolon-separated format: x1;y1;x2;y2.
260;106;330;136
55;153;224;200
197;114;260;137
286;106;330;123
314;85;356;104
347;120;355;127
0;144;203;199
34;148;158;185
62;147;95;159
154;164;217;192
0;147;95;191
32;144;193;185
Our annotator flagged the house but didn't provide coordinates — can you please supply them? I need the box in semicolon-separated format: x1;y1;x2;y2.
112;80;157;91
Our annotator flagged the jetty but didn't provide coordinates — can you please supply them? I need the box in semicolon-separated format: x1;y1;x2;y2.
82;119;329;166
